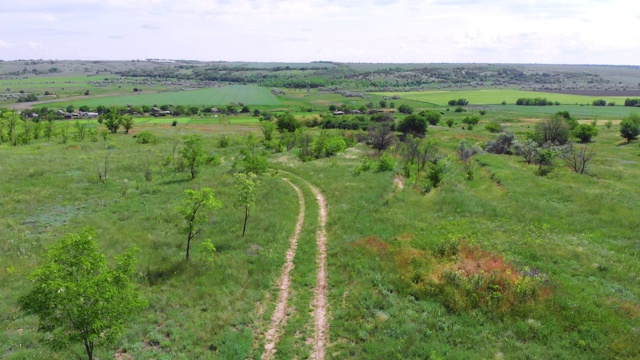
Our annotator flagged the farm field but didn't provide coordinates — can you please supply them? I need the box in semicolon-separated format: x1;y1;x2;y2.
0;102;639;360
374;89;633;106
51;85;282;108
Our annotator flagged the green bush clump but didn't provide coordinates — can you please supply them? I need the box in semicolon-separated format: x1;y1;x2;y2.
376;152;395;172
135;130;158;144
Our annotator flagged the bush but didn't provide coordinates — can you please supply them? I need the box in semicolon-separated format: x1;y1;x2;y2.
572;124;599;143
461;115;480;126
484;120;503;133
592;99;606;106
454;106;465;113
135;130;158;144
376;152;395;172
620;113;640;143
531;114;570;145
422;111;441;126
445;119;455;128
397;104;414;114
485;131;516;154
275;113;301;132
397;115;428;137
171;120;178;126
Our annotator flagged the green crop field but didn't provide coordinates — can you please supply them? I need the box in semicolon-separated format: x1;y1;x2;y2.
53;85;282;108
375;89;632;106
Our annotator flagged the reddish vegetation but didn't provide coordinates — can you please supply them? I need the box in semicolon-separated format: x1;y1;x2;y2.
453;244;520;290
354;236;390;255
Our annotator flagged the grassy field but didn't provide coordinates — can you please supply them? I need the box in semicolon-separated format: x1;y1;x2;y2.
52;85;282;108
1;95;639;359
375;89;633;106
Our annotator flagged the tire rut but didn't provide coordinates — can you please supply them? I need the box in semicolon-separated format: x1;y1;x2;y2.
261;178;305;360
308;184;329;360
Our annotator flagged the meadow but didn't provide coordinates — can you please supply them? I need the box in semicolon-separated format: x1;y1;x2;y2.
1;98;639;359
374;89;633;106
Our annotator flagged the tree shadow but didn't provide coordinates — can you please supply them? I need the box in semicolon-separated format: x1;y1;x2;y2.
143;260;188;286
159;178;192;185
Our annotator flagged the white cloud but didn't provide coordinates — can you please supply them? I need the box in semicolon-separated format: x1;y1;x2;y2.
0;39;12;49
0;0;639;64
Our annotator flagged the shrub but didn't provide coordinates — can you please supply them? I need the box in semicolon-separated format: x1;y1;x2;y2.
397;115;428;137
572;124;599;143
422;111;441;126
484;120;503;133
397;104;414;114
314;134;347;158
485;131;516;154
461;115;480;126
135;130;158;144
376;152;395;172
171;120;178;126
454;106;465;113
445;119;455;128
531;114;570;145
275;113;301;132
479;110;487;115
592;99;606;106
620;113;640;143
353;157;373;175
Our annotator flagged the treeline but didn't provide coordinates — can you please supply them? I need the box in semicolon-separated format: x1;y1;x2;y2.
624;98;640;107
515;98;559;106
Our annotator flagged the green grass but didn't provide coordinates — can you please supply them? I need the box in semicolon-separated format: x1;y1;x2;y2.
374;89;633;106
52;85;282;108
1;106;639;359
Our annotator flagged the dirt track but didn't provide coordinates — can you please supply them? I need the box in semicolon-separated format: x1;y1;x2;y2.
261;179;305;360
259;175;330;360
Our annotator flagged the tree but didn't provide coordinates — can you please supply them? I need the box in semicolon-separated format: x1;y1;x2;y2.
563;143;595;174
620;113;640;143
18;228;144;360
261;121;276;141
422;111;441;126
397;104;414;114
178;188;222;261
66;104;75;113
532;114;570;145
368;122;395;154
121;115;134;134
397;115;428;137
461;115;480;126
100;108;122;133
379;100;387;108
572;123;598;143
180;135;207;179
234;172;258;236
275;112;301;133
241;105;250;113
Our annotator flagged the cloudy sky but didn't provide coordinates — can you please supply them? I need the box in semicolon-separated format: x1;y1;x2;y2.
1;0;638;64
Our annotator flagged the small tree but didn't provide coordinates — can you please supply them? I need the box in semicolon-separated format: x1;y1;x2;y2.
368;122;395;154
397;115;428;137
572;123;598;143
532;114;570;145
100;108;122;133
178;188;222;261
234;172;259;236
563;143;595;174
180;135;207;179
620;113;640;143
261;121;276;141
121;115;134;134
19;228;144;360
275;113;301;133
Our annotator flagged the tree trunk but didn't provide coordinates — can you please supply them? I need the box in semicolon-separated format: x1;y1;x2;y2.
186;233;192;261
84;340;93;360
242;206;249;236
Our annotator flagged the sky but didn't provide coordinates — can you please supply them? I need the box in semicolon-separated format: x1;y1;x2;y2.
1;0;639;65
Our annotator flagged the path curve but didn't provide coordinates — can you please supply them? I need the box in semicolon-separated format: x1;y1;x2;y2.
261;178;305;360
309;184;329;360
